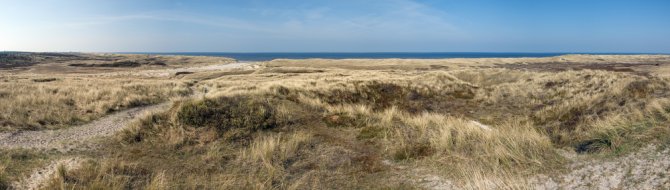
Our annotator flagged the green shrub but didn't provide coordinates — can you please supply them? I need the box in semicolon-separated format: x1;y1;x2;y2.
32;78;58;82
177;96;278;132
316;81;476;113
121;95;282;144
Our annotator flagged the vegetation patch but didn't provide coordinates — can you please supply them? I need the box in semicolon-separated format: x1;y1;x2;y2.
70;60;167;68
70;61;141;67
257;67;326;74
0;166;8;190
311;81;477;113
0;77;191;131
392;143;435;161
32;78;58;83
0;149;52;186
323;112;368;128
174;71;194;76
9;56;670;188
357;126;386;139
177;96;277;140
0;91;10;98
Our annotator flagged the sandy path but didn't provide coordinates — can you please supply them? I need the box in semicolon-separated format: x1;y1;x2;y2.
3;62;255;189
13;157;83;190
0;62;254;151
389;145;670;189
0;103;170;151
533;146;670;189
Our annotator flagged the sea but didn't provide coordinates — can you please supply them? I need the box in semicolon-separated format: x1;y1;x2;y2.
125;52;658;62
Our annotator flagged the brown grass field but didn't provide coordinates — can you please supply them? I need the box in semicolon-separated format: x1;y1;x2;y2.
2;53;670;189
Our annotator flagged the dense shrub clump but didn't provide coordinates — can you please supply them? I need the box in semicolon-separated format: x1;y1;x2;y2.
177;96;277;131
314;81;476;113
122;95;286;145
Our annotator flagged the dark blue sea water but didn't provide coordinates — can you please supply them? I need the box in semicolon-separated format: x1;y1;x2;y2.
127;52;656;62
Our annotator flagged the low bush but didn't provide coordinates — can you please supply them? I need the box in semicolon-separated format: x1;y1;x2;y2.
32;78;58;82
312;81;476;113
70;61;141;67
177;96;277;132
121;95;281;145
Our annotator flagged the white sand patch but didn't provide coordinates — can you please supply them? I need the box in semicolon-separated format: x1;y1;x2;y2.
470;120;492;131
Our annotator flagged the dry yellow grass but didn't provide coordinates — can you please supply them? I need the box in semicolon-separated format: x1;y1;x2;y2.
0;149;53;188
0;75;191;131
4;53;236;75
5;54;670;189
264;54;670;70
0;53;240;132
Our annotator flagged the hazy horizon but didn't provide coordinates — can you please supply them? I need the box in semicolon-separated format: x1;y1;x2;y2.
2;0;669;53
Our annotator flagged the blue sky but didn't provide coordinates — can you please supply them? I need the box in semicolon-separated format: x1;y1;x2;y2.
1;0;669;52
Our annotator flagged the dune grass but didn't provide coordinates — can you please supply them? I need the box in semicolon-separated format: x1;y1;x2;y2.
39;65;670;189
0;149;53;188
0;75;192;131
0;55;666;189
